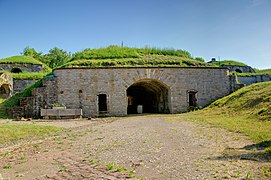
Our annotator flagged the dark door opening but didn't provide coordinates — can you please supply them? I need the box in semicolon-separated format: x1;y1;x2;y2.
127;79;169;114
98;94;107;112
188;91;197;110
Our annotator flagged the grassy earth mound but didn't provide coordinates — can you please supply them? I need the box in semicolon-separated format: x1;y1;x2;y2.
0;56;52;79
183;81;271;142
62;46;213;68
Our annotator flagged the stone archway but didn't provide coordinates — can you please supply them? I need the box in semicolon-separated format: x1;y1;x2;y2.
126;79;170;114
235;69;242;73
11;68;22;73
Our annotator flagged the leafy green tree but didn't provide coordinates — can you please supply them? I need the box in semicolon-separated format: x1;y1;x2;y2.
21;46;43;60
43;47;71;68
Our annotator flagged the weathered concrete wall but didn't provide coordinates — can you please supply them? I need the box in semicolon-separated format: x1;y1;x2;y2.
238;75;271;85
0;63;44;72
46;67;238;117
13;79;39;93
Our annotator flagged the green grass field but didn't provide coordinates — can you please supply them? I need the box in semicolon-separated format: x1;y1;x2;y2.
0;124;61;145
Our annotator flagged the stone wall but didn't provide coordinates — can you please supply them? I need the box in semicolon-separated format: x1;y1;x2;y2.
238;75;271;86
31;78;58;118
13;79;39;93
38;67;239;117
0;63;44;72
222;65;255;73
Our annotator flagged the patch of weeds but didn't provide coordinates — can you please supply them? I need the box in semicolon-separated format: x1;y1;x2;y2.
19;156;27;163
128;169;136;178
53;137;61;141
105;163;116;170
117;166;128;172
43;148;49;152
245;171;253;180
265;147;271;155
261;167;271;177
233;170;241;178
58;141;64;145
58;166;67;172
3;164;12;169
105;162;131;175
33;144;40;148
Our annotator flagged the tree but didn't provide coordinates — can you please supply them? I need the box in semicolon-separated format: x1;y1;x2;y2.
21;46;43;60
43;47;71;68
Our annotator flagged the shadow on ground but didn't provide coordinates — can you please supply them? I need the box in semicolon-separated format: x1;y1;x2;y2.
208;141;271;162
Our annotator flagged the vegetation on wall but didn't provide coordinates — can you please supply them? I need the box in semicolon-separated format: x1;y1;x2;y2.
209;60;247;66
62;56;212;68
20;45;206;68
71;46;194;61
60;46;212;68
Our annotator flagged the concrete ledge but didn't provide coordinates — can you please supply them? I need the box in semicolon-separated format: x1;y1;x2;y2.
41;109;83;119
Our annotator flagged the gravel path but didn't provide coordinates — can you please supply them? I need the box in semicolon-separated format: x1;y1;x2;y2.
1;115;270;179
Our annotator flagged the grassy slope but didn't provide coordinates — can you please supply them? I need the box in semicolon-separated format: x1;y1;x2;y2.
255;68;271;75
62;46;212;68
178;81;271;142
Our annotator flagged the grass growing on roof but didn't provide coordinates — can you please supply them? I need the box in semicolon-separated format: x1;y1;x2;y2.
0;56;44;65
70;46;196;62
209;60;247;66
62;55;213;68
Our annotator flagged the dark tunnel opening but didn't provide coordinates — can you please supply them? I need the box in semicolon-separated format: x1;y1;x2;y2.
127;79;169;114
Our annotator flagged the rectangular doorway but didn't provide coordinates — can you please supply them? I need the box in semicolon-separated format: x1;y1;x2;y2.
98;94;107;112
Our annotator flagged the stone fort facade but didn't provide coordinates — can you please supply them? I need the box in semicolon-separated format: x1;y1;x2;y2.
29;67;240;118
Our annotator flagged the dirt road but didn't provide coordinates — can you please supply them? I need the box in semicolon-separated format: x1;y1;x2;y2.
1;115;270;179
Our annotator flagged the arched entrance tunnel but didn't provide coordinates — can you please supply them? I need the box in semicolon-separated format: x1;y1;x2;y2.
127;79;170;114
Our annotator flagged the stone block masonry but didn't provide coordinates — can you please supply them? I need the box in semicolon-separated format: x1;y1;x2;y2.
31;67;239;118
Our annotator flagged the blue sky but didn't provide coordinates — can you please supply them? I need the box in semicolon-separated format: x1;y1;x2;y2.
0;0;270;69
